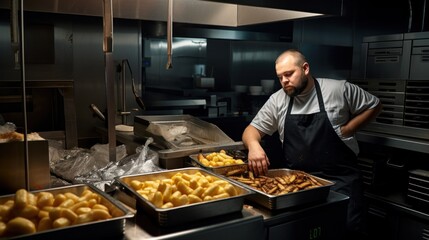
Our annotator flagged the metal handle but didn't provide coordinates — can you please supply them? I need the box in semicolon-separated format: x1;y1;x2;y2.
386;157;405;168
89;103;106;121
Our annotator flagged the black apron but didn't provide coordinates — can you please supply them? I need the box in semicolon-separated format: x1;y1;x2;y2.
282;79;364;233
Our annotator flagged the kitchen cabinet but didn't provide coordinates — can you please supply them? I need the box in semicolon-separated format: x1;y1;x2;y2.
247;191;349;240
356;131;429;240
365;192;429;240
397;215;429;240
365;195;400;240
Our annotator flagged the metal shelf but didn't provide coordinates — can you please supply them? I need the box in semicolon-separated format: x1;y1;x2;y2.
356;130;429;154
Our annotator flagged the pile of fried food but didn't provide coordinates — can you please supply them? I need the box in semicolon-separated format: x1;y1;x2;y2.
128;171;239;209
197;150;245;167
228;171;324;196
0;188;120;238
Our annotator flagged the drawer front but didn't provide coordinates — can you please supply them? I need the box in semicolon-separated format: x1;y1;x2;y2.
268;212;346;240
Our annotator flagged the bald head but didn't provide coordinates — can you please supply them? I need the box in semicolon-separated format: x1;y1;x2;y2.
275;49;313;97
275;49;307;67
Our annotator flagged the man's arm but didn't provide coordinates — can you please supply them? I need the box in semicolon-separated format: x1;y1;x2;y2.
242;125;269;176
341;102;383;138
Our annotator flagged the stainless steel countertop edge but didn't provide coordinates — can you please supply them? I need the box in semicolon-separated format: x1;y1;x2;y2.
356;131;429;154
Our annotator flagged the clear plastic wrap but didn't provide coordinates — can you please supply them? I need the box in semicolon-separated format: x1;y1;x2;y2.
50;142;127;182
49;137;161;190
0;122;16;135
73;137;162;186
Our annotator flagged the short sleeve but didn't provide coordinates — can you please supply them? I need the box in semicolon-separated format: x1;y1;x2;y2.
344;82;380;116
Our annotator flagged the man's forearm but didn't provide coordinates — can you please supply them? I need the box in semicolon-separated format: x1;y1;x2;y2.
242;125;264;149
342;103;383;137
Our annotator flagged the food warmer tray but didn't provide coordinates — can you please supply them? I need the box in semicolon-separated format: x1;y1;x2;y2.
114;167;253;227
227;169;335;210
2;184;133;240
133;115;244;159
189;153;248;176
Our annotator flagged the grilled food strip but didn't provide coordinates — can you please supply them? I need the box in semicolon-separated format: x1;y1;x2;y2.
229;171;323;195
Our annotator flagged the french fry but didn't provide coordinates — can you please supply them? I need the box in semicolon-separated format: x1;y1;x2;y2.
228;171;324;196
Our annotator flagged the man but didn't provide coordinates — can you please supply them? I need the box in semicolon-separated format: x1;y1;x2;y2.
242;49;382;237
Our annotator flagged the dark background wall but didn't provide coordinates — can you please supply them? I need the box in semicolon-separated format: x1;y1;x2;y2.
1;0;428;143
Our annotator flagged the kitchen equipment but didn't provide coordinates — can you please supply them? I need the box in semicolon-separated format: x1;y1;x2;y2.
261;79;275;94
407;169;429;209
89;103;106;122
114;167;253;227
194;76;215;88
134;115;244;169
1;184;133;240
234;85;248;93
361;33;411;80
165;0;173;69
227;169;334;210
189;152;248;176
249;86;263;95
406;31;429;80
356;32;429;140
0;140;50;194
103;0;116;162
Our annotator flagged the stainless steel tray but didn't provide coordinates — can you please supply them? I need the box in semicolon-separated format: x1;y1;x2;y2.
114;167;253;227
189;153;248;176
133;115;245;163
134;115;235;150
227;169;334;210
1;184;133;240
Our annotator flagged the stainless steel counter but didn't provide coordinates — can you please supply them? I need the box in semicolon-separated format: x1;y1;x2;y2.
117;190;348;240
356;130;429;154
123;208;264;240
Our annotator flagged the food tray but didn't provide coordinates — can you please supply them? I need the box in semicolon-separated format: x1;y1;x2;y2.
114;167;253;227
227;169;334;210
1;184;133;240
134;115;235;150
189;153;248;176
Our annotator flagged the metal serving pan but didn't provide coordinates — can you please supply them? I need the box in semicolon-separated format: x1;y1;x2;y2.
227;169;334;210
114;167;253;227
2;184;133;240
134;115;235;150
189;153;248;176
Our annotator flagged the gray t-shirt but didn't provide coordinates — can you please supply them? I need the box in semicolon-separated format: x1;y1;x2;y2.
250;78;380;155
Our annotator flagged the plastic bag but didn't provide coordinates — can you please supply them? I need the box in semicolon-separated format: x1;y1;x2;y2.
73;137;162;184
0;122;16;135
50;142;127;182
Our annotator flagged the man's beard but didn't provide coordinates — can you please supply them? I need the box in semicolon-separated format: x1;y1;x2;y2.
284;76;308;97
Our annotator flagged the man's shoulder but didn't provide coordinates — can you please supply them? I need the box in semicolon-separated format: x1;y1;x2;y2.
317;77;346;83
317;78;346;89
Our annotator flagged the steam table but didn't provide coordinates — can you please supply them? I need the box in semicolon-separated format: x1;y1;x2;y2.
121;191;349;240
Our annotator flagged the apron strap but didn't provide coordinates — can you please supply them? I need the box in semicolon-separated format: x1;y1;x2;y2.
286;78;325;114
314;79;326;112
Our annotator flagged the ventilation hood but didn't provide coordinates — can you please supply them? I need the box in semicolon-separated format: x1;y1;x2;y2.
0;0;344;26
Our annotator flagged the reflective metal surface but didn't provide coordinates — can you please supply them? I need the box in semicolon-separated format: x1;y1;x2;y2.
0;0;335;27
134;115;244;161
356;130;429;154
0;140;50;194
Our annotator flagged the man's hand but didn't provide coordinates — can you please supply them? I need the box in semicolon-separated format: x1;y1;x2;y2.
242;125;270;176
247;148;270;176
